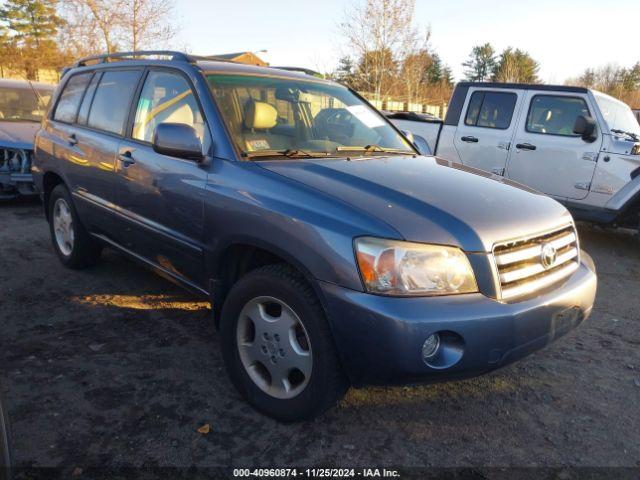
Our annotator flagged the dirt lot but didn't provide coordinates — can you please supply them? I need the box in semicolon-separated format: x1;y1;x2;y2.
1;198;639;473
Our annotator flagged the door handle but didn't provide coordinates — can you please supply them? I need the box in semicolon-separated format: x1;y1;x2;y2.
461;136;479;143
515;143;537;151
67;134;78;146
118;151;135;166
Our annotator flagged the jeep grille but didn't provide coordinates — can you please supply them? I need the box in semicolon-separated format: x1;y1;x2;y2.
493;224;579;301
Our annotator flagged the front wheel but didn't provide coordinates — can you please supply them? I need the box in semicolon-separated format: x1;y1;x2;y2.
220;264;349;421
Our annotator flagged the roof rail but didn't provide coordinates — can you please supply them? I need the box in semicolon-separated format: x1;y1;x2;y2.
74;50;193;67
271;66;323;77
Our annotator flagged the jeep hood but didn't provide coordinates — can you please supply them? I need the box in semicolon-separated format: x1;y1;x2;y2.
0;121;40;150
258;155;573;252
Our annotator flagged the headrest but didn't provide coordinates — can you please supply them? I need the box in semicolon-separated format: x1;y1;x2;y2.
244;101;277;130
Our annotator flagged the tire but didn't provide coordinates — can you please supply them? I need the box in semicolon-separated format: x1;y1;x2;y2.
0;391;11;477
48;184;102;269
220;264;349;421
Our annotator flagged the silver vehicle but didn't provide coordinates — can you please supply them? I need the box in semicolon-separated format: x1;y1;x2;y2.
0;78;55;198
389;82;640;230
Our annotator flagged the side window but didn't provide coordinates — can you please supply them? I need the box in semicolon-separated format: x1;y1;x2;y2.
77;72;101;125
132;70;205;143
526;95;590;136
87;70;141;135
464;91;517;129
53;73;93;123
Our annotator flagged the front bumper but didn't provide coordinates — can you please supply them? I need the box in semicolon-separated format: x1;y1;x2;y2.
320;252;597;386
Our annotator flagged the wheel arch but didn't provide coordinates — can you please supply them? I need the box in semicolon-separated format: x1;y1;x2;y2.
42;171;67;221
209;238;329;329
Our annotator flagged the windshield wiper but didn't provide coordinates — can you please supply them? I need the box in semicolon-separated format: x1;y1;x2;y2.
242;148;334;160
611;129;639;141
335;145;414;155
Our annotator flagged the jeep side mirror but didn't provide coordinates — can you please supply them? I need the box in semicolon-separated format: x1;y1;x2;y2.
153;123;204;161
401;130;431;155
573;115;597;142
412;134;432;156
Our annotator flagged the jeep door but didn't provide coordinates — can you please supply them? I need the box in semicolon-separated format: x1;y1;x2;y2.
113;68;208;288
505;92;601;200
453;88;525;175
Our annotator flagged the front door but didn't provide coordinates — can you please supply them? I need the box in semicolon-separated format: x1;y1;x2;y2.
506;92;601;200
114;68;210;288
453;88;524;175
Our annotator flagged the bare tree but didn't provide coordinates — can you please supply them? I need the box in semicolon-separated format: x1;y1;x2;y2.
400;30;432;104
127;0;175;51
59;0;175;57
340;0;418;102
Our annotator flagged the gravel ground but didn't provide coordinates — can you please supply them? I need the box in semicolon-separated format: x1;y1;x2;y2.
1;198;639;474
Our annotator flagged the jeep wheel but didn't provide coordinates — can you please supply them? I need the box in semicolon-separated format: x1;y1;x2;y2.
220;264;349;421
49;184;102;268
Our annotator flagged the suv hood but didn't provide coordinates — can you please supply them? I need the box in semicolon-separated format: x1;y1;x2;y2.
0;121;40;150
258;155;572;252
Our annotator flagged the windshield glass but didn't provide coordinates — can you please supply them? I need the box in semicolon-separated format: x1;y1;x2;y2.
207;74;414;158
595;94;640;137
0;85;52;122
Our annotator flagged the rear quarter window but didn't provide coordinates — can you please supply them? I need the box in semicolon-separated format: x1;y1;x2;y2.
87;70;141;135
464;91;517;130
53;72;93;123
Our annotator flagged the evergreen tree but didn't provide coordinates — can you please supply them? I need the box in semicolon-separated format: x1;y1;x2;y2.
462;43;496;82
0;0;64;79
334;56;358;88
492;47;540;83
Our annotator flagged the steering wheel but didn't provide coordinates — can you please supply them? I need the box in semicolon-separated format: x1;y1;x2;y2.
314;108;355;144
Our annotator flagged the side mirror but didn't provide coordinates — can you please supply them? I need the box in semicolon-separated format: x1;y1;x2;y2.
412;134;432;156
401;130;431;155
573;115;597;142
153;123;203;160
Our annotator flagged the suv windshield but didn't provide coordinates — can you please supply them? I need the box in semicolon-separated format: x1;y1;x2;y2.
207;74;414;159
594;93;640;137
0;84;52;122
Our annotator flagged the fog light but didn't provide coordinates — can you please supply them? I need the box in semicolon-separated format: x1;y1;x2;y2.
422;333;440;359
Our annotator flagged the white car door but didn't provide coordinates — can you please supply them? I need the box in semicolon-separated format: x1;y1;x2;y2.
505;91;602;200
453;87;525;175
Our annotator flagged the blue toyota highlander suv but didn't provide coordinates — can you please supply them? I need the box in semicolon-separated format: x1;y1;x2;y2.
33;51;597;421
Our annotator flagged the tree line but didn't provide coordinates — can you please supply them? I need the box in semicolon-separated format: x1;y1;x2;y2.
332;0;640;109
1;0;639;110
0;0;175;80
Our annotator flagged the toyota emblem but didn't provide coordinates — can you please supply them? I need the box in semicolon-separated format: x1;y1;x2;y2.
540;243;557;269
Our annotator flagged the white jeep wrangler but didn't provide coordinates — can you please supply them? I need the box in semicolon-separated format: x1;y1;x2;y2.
388;82;640;230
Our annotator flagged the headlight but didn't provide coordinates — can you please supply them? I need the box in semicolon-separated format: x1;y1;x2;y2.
354;237;478;296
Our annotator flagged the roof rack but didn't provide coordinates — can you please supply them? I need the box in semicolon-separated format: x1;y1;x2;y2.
272;66;323;77
70;51;322;78
74;50;194;67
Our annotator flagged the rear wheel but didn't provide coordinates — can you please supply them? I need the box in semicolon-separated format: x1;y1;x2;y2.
221;264;349;421
48;184;102;268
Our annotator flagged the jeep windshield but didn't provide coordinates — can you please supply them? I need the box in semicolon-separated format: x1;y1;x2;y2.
594;93;640;139
0;84;52;122
206;73;415;159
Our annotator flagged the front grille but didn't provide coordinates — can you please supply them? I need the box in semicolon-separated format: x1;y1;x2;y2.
493;224;579;301
0;147;32;174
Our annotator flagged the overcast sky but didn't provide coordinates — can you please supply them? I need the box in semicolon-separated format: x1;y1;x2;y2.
179;0;639;83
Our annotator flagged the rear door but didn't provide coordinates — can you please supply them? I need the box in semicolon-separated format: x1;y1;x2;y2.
113;67;209;287
505;92;601;200
48;71;118;229
71;69;143;237
453;88;524;175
